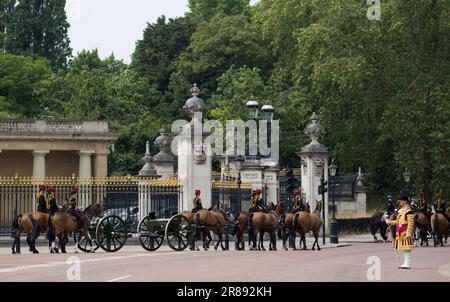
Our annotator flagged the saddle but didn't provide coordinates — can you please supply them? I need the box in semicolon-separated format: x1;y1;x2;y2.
71;209;84;229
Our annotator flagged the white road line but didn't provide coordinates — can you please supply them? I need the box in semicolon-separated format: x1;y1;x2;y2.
107;275;131;282
0;251;194;273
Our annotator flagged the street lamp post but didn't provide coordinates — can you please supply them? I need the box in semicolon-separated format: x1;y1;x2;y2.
403;167;411;197
329;160;338;244
234;156;244;251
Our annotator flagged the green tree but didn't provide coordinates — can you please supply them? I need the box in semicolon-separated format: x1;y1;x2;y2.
131;15;196;92
188;0;251;20
0;52;51;117
4;0;72;71
170;14;269;106
35;50;167;175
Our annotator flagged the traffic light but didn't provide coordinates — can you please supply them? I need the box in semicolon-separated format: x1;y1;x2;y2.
318;177;328;195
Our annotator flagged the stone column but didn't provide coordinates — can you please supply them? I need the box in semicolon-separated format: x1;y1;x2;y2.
152;130;176;179
78;150;94;208
263;167;279;204
355;168;367;215
78;150;94;179
177;84;212;211
32;150;49;180
296;113;329;235
94;150;110;178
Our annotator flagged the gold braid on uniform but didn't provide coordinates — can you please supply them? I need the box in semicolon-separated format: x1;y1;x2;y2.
250;196;256;208
392;205;415;251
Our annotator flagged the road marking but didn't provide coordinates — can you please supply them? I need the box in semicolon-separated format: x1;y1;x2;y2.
438;263;450;279
0;251;194;273
107;275;131;282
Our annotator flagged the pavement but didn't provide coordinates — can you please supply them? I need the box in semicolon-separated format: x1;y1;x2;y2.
0;233;449;282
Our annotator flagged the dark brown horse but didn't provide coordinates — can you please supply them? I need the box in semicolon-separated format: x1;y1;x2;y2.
292;200;323;251
431;213;448;247
249;202;284;251
370;212;388;242
414;211;430;247
193;203;228;251
235;202;275;250
11;212;49;254
281;202;311;250
47;201;104;253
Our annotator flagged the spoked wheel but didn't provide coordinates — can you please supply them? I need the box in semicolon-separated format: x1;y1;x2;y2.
138;216;165;251
96;215;128;252
77;229;100;253
165;215;192;251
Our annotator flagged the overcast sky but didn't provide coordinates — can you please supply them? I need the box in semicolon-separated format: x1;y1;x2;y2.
66;0;259;63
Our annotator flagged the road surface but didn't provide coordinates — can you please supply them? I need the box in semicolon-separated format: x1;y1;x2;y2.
0;237;449;282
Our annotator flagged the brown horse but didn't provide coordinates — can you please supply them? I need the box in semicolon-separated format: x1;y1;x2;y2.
249;202;283;251
47;201;104;253
193;203;229;251
414;211;430;247
292;200;323;251
431;213;448;247
235;202;275;251
11;212;49;254
281;202;311;250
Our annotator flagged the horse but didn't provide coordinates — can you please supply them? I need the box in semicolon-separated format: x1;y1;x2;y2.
430;213;448;247
369;212;388;242
248;202;284;251
192;203;229;251
281;202;311;250
235;202;275;251
414;210;430;247
11;212;49;254
292;200;323;251
47;201;104;253
180;209;213;250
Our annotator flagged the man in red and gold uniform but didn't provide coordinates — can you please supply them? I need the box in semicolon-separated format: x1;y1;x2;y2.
385;195;415;269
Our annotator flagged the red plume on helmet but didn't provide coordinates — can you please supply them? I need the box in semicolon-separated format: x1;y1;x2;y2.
195;189;201;194
39;184;46;191
72;186;78;194
255;189;262;195
49;185;55;192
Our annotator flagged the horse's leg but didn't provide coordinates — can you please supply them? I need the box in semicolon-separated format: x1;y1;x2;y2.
315;234;321;251
214;233;221;251
271;232;277;251
260;232;265;251
381;223;388;242
12;230;21;254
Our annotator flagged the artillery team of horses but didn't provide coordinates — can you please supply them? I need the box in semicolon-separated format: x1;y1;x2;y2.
10;198;325;254
370;206;449;248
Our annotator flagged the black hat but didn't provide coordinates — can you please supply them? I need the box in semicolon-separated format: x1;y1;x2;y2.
399;195;409;202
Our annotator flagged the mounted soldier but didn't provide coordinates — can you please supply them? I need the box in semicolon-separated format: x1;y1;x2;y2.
386;195;396;217
249;189;267;213
192;189;203;213
36;184;48;213
68;186;83;229
434;191;449;222
48;186;58;215
292;189;306;213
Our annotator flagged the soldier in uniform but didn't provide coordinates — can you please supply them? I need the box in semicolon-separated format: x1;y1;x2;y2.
192;189;203;213
386;195;396;217
249;190;258;213
292;189;306;213
434;191;449;221
36;184;48;213
48;186;58;215
254;189;268;213
385;195;415;269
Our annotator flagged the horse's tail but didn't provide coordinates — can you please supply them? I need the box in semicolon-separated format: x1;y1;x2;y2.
46;214;55;242
12;214;22;230
28;214;40;240
293;212;301;233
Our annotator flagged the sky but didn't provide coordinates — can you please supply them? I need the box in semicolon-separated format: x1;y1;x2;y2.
66;0;259;64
